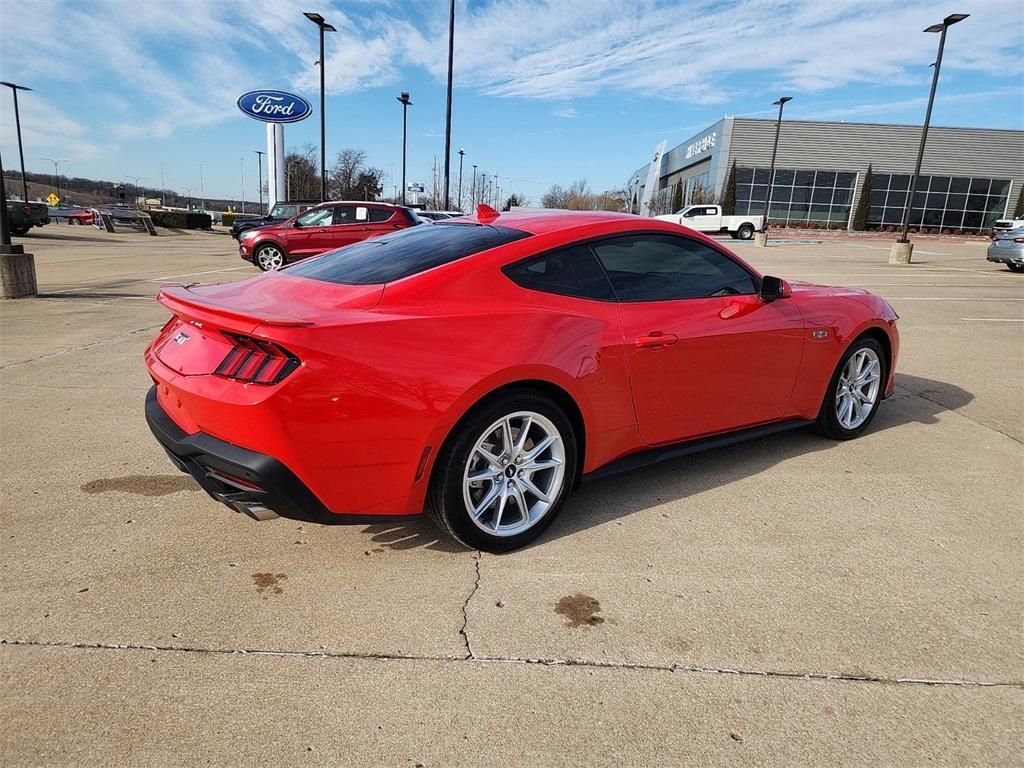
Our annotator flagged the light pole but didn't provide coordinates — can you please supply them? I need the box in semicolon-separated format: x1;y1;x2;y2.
199;163;206;210
890;12;969;264
471;164;477;208
160;162;165;206
41;157;68;202
304;12;336;203
1;81;32;202
254;150;265;214
240;156;245;214
184;187;194;210
757;96;792;244
456;148;465;211
128;176;147;209
442;0;456;209
397;91;412;205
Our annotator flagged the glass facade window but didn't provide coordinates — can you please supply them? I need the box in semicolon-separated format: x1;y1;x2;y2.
867;174;1011;233
735;167;855;227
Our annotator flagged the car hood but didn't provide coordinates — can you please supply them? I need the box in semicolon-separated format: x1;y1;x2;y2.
788;280;871;298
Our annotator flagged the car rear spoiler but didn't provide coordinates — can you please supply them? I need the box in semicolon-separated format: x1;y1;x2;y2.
157;284;315;330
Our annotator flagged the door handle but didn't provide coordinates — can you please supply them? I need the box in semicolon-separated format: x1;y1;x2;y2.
635;332;678;349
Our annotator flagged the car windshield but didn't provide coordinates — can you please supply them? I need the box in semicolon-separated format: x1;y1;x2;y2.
284;223;530;285
269;204;296;218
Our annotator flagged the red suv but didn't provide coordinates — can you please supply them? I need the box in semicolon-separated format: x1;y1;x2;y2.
239;201;421;270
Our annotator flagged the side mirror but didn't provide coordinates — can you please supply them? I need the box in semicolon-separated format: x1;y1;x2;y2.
292;219;303;228
759;275;791;303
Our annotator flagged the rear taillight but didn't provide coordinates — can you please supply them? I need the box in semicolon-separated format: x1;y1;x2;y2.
1014;237;1024;243
214;332;299;385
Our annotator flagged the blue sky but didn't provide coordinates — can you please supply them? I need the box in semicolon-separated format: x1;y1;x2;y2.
2;0;1022;205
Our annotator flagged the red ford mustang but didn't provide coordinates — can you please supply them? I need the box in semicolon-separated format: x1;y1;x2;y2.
145;208;899;551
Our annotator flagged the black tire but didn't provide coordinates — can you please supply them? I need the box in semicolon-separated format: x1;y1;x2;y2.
254;243;286;271
10;224;29;236
813;336;887;440
427;391;578;552
1008;263;1024;273
736;224;754;240
728;232;738;239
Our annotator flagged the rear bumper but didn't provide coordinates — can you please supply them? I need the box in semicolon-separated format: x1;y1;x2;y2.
145;386;418;525
986;248;1023;265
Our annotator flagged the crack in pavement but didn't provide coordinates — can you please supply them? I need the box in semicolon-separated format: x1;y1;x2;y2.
459;551;482;659
2;638;1019;689
0;324;165;371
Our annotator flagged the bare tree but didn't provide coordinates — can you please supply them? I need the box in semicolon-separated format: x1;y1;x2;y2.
285;143;320;201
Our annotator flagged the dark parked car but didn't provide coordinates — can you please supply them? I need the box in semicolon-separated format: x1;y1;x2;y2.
230;201;318;239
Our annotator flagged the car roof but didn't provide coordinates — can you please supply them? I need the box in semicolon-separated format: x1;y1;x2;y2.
450;208;641;235
317;200;403;207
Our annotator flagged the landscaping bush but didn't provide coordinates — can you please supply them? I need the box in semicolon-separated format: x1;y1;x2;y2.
149;210;212;230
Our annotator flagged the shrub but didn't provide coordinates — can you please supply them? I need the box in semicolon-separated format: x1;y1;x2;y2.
149;210;212;229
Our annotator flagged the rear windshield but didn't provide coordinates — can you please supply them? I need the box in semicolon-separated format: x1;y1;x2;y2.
285;223;530;285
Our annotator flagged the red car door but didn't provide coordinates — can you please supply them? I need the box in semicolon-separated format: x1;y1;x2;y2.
591;234;805;445
285;205;336;258
313;205;373;253
365;206;409;238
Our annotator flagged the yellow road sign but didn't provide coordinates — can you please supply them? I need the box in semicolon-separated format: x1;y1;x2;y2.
47;193;60;205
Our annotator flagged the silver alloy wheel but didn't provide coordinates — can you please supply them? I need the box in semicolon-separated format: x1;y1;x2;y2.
256;245;284;271
462;411;566;538
836;347;882;430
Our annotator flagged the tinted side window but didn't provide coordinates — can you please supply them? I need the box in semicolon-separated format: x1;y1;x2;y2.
592;235;756;301
368;208;396;222
503;245;614;301
332;206;359;225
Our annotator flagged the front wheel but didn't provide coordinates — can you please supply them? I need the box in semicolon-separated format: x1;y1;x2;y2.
814;337;886;440
254;243;285;271
1008;262;1024;273
736;224;754;240
10;224;29;236
427;392;577;552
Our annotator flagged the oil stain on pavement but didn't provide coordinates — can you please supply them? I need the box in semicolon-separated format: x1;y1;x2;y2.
252;572;287;595
81;475;197;496
554;594;605;627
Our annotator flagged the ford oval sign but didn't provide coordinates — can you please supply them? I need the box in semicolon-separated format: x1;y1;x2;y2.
236;90;312;124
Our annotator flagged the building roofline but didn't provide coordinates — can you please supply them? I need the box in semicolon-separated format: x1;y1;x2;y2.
730;116;1023;135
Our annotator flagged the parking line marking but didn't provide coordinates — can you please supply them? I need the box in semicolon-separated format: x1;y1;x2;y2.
147;265;251;282
959;317;1024;322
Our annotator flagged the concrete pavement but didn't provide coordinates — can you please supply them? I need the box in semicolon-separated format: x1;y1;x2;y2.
1;226;1021;765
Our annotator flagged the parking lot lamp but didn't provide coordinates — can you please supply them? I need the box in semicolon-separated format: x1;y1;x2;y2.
41;157;68;202
760;96;791;241
890;13;969;264
397;92;412;205
457;149;465;210
254;150;265;214
443;0;455;209
304;12;336;203
0;82;32;202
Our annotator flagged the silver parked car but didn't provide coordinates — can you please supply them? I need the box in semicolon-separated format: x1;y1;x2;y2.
986;227;1024;273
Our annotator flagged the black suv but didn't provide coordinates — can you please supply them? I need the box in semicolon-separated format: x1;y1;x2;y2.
230;201;318;239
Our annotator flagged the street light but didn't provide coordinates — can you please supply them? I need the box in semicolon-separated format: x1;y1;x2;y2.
891;13;969;264
304;11;336;203
760;96;792;239
397;91;412;205
128;176;147;209
442;0;456;209
0;81;32;202
41;157;68;202
457;148;465;211
254;150;265;214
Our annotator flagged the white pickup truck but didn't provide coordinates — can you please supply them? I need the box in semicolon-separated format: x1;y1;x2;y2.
655;204;763;240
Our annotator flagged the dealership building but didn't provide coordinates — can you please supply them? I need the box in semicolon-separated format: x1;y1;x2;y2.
629;117;1024;233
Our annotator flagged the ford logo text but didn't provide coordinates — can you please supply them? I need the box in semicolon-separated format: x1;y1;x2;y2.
236;90;313;124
